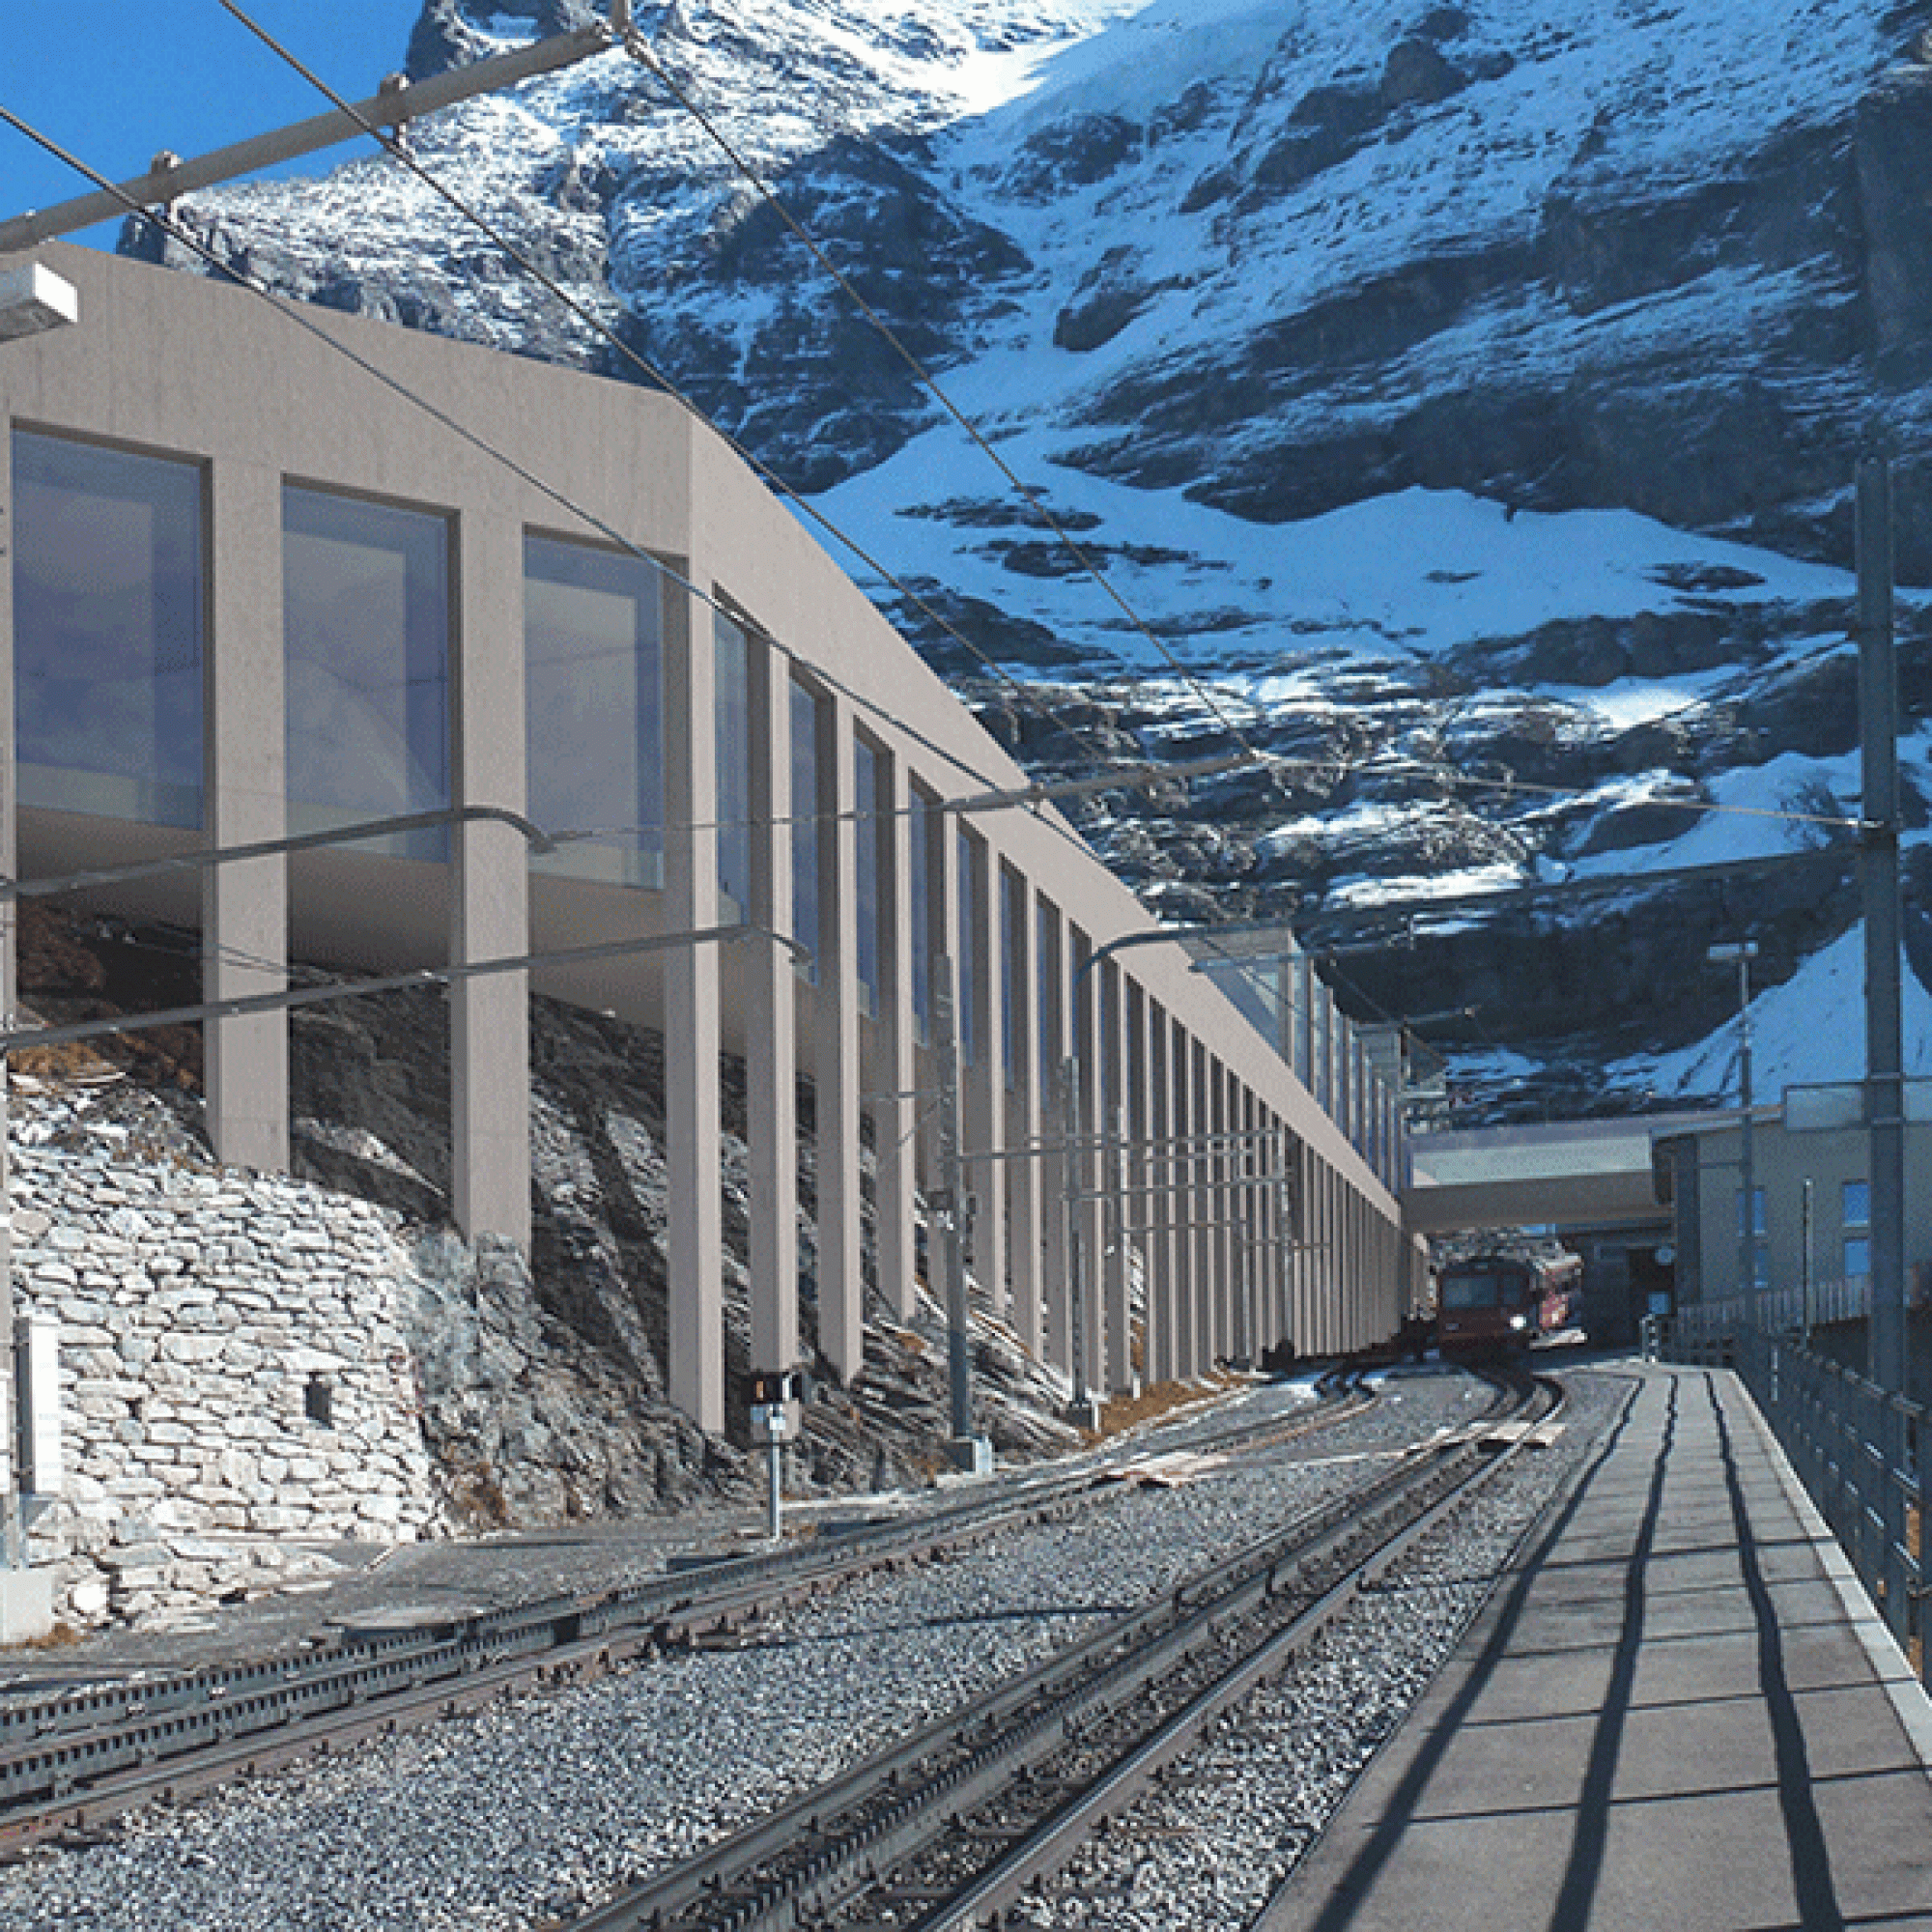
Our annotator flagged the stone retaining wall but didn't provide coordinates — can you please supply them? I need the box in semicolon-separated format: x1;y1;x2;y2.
9;1080;444;1626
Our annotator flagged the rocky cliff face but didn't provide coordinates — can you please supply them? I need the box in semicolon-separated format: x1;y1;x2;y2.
128;0;1932;1114
16;904;1084;1589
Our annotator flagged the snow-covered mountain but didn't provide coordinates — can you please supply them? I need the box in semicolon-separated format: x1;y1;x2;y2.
133;0;1932;1119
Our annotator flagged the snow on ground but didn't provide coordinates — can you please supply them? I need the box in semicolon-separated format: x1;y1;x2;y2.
1617;923;1932;1103
1563;749;1861;880
820;451;1860;676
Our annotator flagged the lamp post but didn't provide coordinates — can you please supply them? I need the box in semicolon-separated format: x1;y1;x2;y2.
1709;941;1759;1305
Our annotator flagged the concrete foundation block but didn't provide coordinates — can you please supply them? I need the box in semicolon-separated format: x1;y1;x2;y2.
0;1569;56;1645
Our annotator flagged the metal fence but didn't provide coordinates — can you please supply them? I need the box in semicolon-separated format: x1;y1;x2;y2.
1667;1308;1926;1686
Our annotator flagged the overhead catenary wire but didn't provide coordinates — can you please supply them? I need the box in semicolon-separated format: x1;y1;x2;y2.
206;0;1179;808
0;102;1140;866
1;61;1864;976
614;18;1273;766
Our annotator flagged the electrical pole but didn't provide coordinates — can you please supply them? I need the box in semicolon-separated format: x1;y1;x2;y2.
1708;941;1757;1305
1859;456;1907;1396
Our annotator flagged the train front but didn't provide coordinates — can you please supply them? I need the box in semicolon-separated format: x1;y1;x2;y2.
1435;1256;1541;1355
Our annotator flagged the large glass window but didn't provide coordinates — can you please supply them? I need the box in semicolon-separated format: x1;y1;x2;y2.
957;827;980;1065
910;784;935;1038
1842;1179;1871;1230
1002;867;1025;1092
854;735;882;1014
1037;898;1061;1086
13;431;204;828
790;678;819;964
1843;1236;1872;1279
525;534;663;887
1736;1185;1767;1238
715;613;751;921
285;487;448;860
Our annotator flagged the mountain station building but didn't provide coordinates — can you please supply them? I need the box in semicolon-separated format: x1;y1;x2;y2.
1;243;1417;1440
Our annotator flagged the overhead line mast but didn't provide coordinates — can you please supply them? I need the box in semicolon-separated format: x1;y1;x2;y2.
0;11;628;254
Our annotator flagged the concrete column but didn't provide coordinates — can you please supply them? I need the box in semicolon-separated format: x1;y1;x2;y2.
1211;1060;1232;1364
1004;867;1043;1358
746;633;797;1374
1235;1085;1257;1364
1146;1001;1176;1385
665;578;724;1434
1190;1037;1215;1372
873;743;918;1321
450;510;530;1249
1298;1136;1314;1352
1071;927;1104;1399
1037;898;1071;1375
204;459;289;1174
1321;1165;1341;1353
1101;961;1132;1395
0;421;15;1495
1256;1104;1278;1355
1123;980;1151;1394
962;830;1007;1321
814;695;864;1382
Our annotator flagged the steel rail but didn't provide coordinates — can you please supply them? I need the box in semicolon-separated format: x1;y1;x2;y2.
916;1370;1568;1931
565;1373;1548;1932
0;1378;1374;1851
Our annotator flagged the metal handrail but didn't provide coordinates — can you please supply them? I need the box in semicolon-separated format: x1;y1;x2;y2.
1664;1316;1925;1687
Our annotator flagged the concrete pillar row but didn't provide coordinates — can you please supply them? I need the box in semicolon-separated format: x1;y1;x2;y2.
814;692;864;1383
203;458;291;1177
664;574;725;1434
745;631;799;1375
873;743;919;1322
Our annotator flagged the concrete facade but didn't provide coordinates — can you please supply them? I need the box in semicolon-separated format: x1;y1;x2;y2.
2;245;1416;1439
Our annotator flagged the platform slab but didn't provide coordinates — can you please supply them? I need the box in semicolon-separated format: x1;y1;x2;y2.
1259;1359;1932;1932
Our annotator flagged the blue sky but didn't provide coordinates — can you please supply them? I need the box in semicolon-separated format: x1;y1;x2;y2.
2;2;422;247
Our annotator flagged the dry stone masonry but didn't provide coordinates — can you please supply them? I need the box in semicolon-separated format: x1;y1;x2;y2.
10;1073;444;1627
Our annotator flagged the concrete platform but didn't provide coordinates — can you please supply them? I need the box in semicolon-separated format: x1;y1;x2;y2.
1260;1359;1932;1932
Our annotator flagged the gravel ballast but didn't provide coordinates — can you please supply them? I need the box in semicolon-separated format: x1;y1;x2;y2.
0;1368;1575;1932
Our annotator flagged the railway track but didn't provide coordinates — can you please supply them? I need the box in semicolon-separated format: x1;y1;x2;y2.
563;1367;1562;1932
0;1371;1377;1855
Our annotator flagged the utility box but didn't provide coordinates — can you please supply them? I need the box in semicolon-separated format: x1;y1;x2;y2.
749;1370;802;1441
14;1317;61;1511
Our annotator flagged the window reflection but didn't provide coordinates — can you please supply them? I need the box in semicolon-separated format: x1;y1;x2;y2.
790;678;819;966
715;613;750;922
285;487;449;860
910;786;935;1039
13;431;204;828
526;535;663;888
855;735;881;1015
1003;867;1024;1093
957;827;979;1065
1037;898;1060;1086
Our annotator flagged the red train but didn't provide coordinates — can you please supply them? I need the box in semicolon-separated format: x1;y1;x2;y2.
1435;1251;1581;1355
